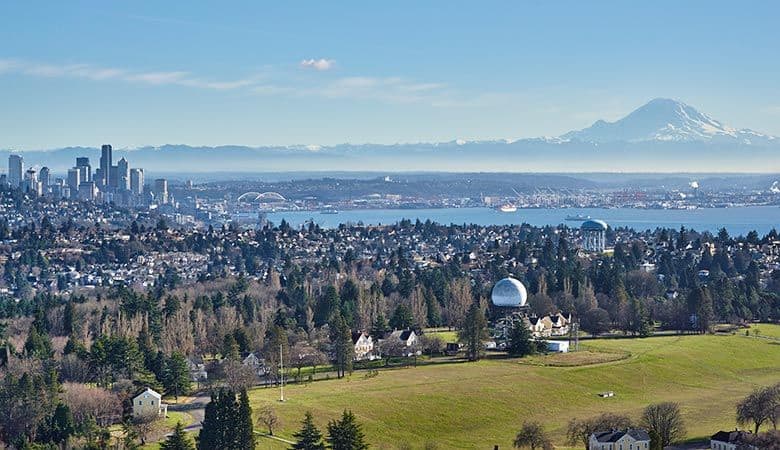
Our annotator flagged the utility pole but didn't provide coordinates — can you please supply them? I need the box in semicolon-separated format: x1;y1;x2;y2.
279;343;285;402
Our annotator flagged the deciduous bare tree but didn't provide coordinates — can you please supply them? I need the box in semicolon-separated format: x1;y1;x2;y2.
513;421;553;450
257;404;281;436
641;402;686;447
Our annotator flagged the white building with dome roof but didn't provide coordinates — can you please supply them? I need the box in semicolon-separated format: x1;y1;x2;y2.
581;219;608;252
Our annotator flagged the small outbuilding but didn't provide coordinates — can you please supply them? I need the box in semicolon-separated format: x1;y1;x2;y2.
546;340;570;353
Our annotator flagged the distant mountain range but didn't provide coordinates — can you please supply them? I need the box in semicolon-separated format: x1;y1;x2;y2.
3;98;778;174
561;98;774;144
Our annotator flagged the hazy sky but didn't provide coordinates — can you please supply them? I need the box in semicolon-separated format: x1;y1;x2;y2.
2;1;779;150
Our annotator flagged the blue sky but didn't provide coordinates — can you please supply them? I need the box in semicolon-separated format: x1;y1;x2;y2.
2;1;779;150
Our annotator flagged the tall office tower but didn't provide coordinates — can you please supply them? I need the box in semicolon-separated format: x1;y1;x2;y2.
39;167;51;187
99;144;112;188
130;168;144;194
117;157;130;190
78;181;96;201
154;178;168;204
67;168;81;195
25;169;40;195
76;157;91;182
8;155;23;187
0;174;7;186
109;165;118;189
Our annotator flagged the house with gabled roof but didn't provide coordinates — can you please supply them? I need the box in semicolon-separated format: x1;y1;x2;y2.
351;332;375;361
710;430;759;450
132;387;167;419
589;428;650;450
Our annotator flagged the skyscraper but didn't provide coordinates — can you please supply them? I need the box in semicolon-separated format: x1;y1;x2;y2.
154;178;168;204
130;168;144;195
117;157;130;190
8;155;23;188
99;144;112;188
67;168;80;194
76;157;91;182
39;167;51;187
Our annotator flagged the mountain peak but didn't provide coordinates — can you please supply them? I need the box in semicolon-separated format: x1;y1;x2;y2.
562;98;773;144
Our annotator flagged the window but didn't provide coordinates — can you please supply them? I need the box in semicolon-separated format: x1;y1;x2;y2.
138;401;142;405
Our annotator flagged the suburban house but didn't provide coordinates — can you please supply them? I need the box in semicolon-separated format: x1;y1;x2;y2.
132;388;167;419
382;329;420;357
352;332;375;361
242;352;270;376
526;316;548;337
710;430;759;450
589;428;651;450
494;312;572;340
549;312;571;336
186;357;208;382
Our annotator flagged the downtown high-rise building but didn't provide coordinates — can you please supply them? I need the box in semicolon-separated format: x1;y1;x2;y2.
39;167;51;187
154;178;168;204
76;157;91;183
117;157;130;190
130;168;144;195
8;155;23;188
99;144;112;188
67;168;81;195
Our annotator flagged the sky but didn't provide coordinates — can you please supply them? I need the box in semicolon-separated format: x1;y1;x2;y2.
2;1;780;150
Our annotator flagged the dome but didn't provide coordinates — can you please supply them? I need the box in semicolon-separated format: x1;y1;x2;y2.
491;277;528;307
581;219;608;231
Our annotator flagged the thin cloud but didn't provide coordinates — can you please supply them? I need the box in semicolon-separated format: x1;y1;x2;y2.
0;58;258;91
0;57;465;106
300;58;335;71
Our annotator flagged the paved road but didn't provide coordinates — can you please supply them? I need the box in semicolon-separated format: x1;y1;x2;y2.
168;393;210;431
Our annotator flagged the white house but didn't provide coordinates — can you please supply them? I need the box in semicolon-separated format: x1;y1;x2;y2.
352;332;375;361
548;312;571;336
710;430;759;450
589;429;650;450
242;352;270;376
383;330;420;357
132;388;167;419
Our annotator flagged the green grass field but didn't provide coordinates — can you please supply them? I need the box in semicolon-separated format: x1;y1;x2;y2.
748;323;780;339
249;332;780;449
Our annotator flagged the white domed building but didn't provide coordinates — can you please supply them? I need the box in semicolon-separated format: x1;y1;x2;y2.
491;277;528;308
581;219;608;252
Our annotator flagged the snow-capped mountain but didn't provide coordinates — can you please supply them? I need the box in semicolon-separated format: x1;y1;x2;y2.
562;98;775;144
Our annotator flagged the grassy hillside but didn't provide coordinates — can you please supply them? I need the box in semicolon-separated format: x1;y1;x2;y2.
249;333;780;449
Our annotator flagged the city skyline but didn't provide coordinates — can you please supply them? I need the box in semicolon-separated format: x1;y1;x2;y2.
2;1;780;151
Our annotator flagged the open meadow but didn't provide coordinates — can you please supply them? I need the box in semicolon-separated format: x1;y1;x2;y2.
250;329;780;449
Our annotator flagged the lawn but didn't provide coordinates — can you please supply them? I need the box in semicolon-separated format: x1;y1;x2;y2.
249;333;780;449
747;323;780;339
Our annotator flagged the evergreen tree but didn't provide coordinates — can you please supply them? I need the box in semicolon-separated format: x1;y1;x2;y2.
291;411;325;450
49;403;75;447
163;352;191;400
24;327;53;359
198;388;241;450
161;422;195;450
237;390;255;450
329;312;353;378
458;303;488;361
326;410;368;450
389;304;414;330
507;320;536;357
370;313;389;339
222;334;240;360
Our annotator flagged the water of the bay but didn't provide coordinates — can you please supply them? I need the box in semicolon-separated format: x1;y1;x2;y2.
264;206;780;236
